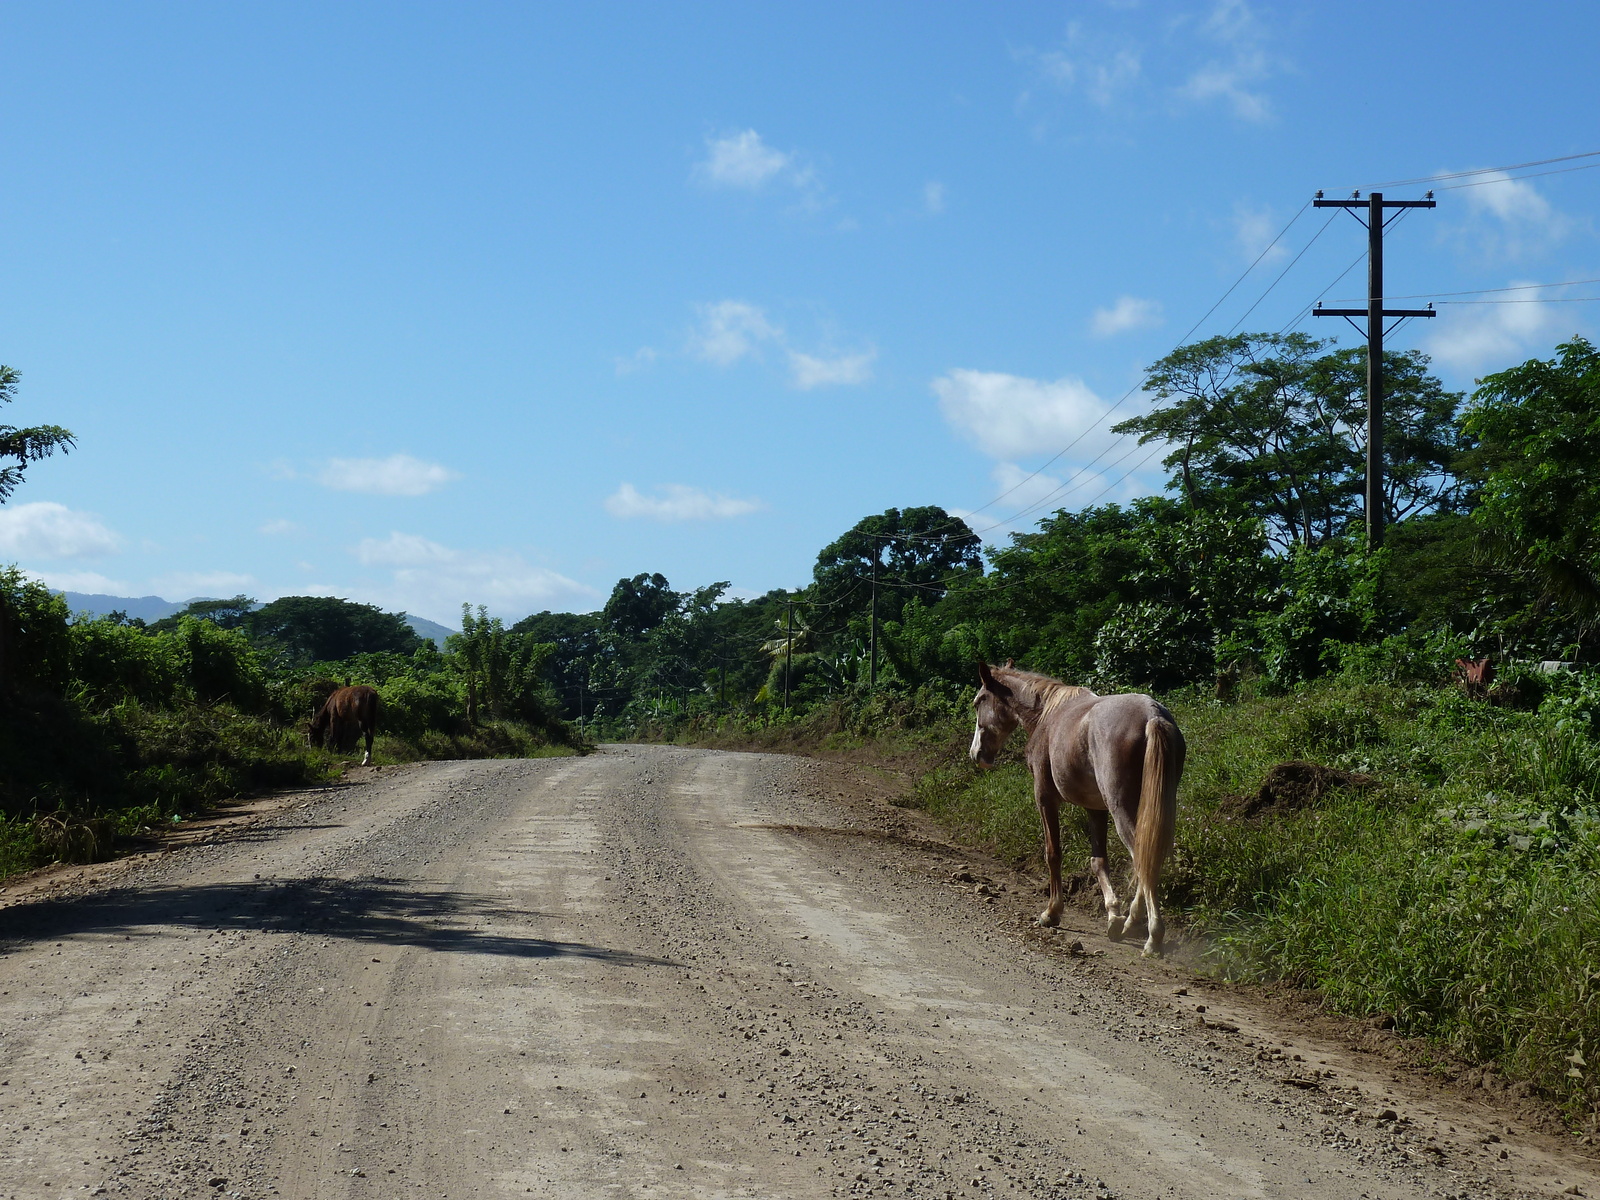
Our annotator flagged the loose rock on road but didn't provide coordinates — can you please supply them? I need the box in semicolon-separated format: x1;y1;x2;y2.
1;745;1590;1199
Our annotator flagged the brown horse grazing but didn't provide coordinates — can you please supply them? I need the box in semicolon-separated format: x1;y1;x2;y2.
970;662;1185;956
309;685;380;766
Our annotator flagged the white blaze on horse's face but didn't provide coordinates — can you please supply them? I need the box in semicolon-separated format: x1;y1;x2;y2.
969;688;1010;769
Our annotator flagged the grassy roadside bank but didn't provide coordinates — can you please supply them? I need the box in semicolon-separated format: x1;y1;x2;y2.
0;702;583;880
640;675;1600;1127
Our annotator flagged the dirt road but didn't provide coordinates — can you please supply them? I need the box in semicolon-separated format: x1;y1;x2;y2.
1;746;1594;1199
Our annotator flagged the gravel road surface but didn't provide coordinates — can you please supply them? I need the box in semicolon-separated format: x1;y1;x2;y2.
1;745;1594;1199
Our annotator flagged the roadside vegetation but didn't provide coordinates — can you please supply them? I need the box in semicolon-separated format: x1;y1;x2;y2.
0;579;581;879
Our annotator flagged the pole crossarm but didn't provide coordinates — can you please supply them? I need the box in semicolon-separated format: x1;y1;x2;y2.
1313;307;1436;318
1313;198;1438;210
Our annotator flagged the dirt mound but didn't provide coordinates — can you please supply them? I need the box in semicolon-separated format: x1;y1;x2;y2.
1227;760;1376;818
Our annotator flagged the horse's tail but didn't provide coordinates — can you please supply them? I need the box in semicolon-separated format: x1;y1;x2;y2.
1133;715;1181;898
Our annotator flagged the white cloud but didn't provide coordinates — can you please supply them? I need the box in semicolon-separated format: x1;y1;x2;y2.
1420;288;1569;373
603;483;763;522
1036;28;1143;109
1234;203;1287;263
614;346;658;376
1180;58;1271;122
151;571;257;599
990;461;1068;513
1026;0;1279;122
1466;172;1556;225
933;369;1125;461
29;569;130;595
352;532;597;623
315;454;458;497
355;532;457;569
689;299;873;388
697;130;810;190
1091;295;1164;338
1178;0;1275;122
259;518;298;536
1450;171;1573;259
788;348;876;390
0;501;119;559
923;181;946;214
689;301;783;366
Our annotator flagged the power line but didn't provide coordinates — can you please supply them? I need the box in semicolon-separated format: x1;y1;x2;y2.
1226;211;1338;335
940;200;1315;532
1332;277;1600;301
1436;296;1600;304
1438;162;1600;191
1367;148;1600;189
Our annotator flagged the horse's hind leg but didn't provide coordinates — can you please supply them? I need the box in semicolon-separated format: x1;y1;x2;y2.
1034;777;1065;927
1085;809;1125;938
361;722;373;767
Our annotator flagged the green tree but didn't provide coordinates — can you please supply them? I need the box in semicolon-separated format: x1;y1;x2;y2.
811;506;981;631
0;367;76;691
1462;337;1600;636
0;366;75;503
147;595;257;633
510;610;602;718
246;596;422;663
1115;334;1464;547
450;604;556;725
602;573;680;641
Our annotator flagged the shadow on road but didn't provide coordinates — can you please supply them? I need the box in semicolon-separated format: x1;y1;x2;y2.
0;877;677;967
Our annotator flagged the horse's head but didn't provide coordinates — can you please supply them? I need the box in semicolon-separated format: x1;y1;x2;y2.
970;662;1019;769
307;705;328;749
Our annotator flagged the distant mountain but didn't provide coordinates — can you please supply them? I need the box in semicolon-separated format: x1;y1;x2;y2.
405;614;456;647
60;592;187;623
57;591;458;647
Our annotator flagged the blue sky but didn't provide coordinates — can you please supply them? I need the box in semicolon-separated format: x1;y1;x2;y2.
1;1;1596;626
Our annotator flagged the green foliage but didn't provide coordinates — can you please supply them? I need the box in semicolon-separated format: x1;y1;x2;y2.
1259;540;1383;686
1115;333;1465;547
247;595;423;663
812;505;981;631
0;364;75;502
1463;337;1600;645
449;604;563;731
146;594;256;633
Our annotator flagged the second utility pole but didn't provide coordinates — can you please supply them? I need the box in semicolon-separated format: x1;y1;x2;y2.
782;598;794;714
1312;189;1436;548
868;558;878;690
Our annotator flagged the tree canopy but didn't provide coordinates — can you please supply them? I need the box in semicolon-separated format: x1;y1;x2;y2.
1464;336;1600;632
811;505;981;628
0;365;75;504
1114;333;1465;547
246;596;422;662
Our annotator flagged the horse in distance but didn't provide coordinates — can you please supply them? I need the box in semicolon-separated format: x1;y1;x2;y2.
309;684;380;767
969;662;1185;956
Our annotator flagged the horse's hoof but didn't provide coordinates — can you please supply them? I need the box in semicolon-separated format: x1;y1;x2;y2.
1105;920;1126;942
1036;910;1061;928
1141;940;1164;958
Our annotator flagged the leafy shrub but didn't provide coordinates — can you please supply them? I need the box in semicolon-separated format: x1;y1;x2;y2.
1093;600;1211;689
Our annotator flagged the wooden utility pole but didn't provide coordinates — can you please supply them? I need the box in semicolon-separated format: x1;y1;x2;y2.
868;557;878;690
782;599;794;713
1312;189;1436;548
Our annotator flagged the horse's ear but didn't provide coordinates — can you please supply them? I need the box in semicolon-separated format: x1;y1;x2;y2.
1003;658;1015;668
977;661;997;688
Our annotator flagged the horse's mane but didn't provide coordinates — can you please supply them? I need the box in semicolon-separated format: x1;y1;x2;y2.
994;665;1095;715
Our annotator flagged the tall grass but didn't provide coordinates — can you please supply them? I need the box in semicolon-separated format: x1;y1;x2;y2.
730;674;1600;1123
